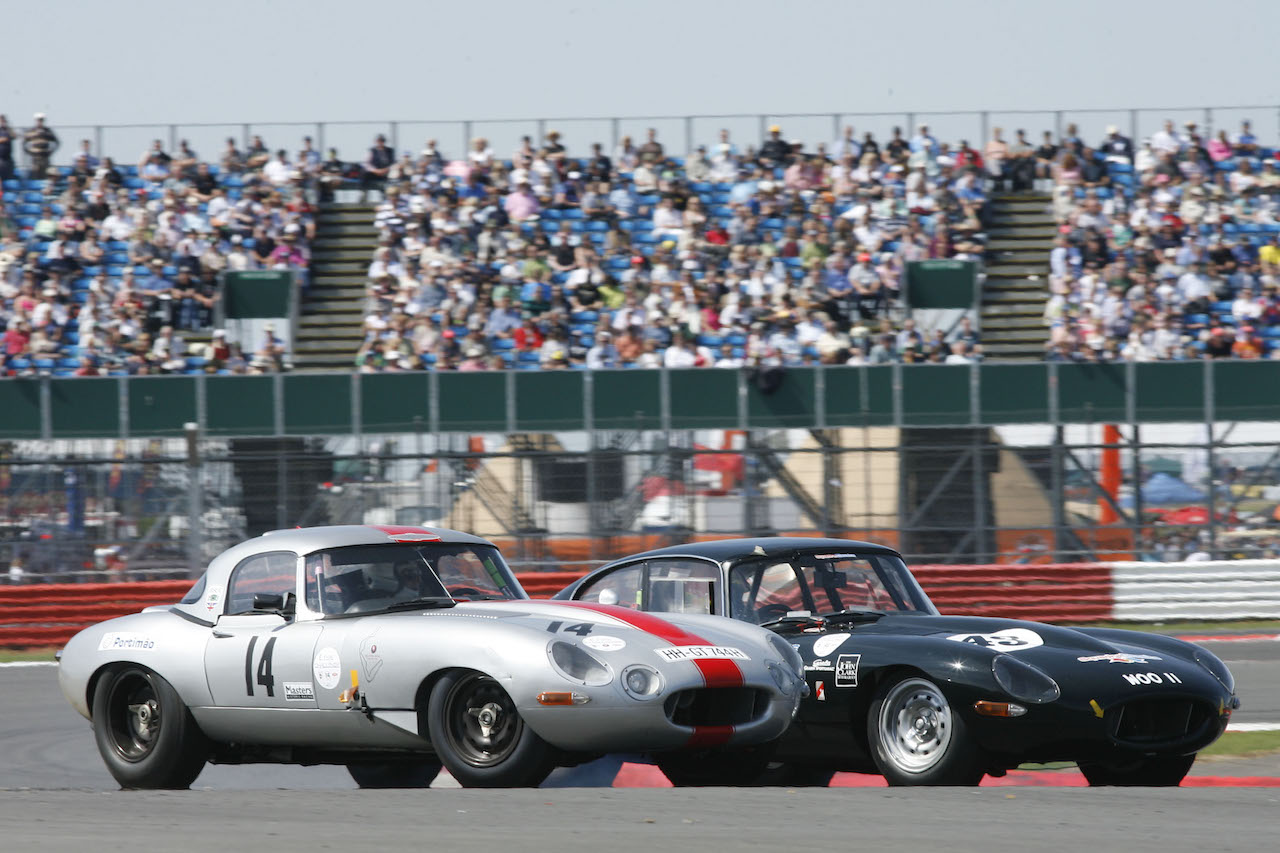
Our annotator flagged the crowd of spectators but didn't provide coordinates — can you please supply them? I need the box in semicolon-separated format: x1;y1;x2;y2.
1043;119;1280;361
1;113;314;377
354;123;993;372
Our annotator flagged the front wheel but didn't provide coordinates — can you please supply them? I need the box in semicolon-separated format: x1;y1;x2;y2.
657;743;775;786
867;674;985;786
1079;754;1196;786
346;760;442;788
427;670;556;788
92;666;208;789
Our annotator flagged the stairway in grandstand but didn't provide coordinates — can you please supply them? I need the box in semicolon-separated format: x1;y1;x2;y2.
980;193;1054;360
294;203;377;370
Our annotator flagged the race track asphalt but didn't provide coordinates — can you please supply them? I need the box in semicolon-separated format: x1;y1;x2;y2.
1;638;1276;851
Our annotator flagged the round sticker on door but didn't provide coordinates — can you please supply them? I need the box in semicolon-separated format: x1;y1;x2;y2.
812;633;850;657
313;647;342;690
945;628;1044;652
582;635;626;652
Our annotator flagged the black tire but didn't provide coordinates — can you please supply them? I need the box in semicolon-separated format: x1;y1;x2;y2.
755;762;836;787
1079;754;1196;787
867;674;985;786
426;670;556;788
346;760;442;789
656;743;776;787
91;666;208;790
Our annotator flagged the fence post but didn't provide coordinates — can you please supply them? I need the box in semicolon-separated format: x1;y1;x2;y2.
1129;109;1138;148
315;122;324;158
1204;106;1213;141
536;118;546;149
831;113;840;144
390;121;399;155
906;112;915;137
462;120;473;160
94;125;103;161
169;124;178;153
1054;110;1063;142
185;422;202;575
242;123;251;151
611;117;620;151
684;116;693;156
980;111;989;148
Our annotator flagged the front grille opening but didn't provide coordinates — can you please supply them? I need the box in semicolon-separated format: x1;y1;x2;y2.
664;687;769;727
1111;698;1214;747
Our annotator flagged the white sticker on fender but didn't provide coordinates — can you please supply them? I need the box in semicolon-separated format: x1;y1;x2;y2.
283;682;316;701
582;635;626;652
98;632;156;652
812;633;850;657
313;647;342;690
945;628;1044;651
654;645;750;662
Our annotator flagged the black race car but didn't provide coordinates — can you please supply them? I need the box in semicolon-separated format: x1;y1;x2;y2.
554;537;1239;786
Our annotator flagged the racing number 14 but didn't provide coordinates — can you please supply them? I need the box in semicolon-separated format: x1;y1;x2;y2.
244;636;277;697
546;621;594;636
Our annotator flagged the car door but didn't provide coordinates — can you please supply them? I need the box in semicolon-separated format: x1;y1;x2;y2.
203;550;323;710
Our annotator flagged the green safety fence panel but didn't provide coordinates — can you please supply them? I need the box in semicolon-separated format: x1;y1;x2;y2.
128;376;197;437
204;376;276;436
669;369;739;429
436;372;507;433
49;377;118;437
901;365;971;426
980;363;1050;424
824;366;895;427
0;380;43;438
592;369;661;430
1213;361;1280;421
514;371;584;432
1134;362;1204;423
361;373;430;433
747;367;816;428
284;374;352;435
904;260;978;309
1055;363;1127;423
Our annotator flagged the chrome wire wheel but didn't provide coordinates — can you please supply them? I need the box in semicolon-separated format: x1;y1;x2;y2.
441;673;522;768
876;677;954;775
105;669;161;763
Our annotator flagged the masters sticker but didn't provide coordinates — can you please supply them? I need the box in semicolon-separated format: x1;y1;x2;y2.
313;647;342;690
654;645;749;662
98;632;156;652
283;682;316;702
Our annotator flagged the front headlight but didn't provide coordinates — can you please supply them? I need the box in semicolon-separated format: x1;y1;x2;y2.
1193;648;1235;692
767;661;798;694
991;654;1060;704
549;641;612;686
620;664;664;699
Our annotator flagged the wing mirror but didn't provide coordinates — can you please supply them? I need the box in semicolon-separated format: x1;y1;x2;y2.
252;592;297;618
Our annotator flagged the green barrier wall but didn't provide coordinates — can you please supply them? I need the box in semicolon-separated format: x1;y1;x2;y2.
3;362;1279;439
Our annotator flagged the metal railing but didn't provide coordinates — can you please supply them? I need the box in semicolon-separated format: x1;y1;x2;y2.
16;104;1280;173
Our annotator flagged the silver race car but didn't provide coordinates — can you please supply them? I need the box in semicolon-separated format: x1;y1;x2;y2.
58;525;804;789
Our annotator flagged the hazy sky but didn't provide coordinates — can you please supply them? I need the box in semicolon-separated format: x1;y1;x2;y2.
6;0;1279;160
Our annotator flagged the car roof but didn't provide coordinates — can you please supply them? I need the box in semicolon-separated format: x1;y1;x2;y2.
604;537;902;566
203;524;496;585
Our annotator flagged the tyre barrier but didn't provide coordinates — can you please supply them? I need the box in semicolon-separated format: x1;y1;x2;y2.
0;560;1272;648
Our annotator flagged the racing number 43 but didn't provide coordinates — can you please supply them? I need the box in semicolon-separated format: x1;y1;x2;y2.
243;636;277;697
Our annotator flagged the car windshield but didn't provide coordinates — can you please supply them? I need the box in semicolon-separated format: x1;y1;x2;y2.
727;551;938;623
305;543;521;616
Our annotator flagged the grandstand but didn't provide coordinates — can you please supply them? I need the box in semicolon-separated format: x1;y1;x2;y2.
3;112;1280;377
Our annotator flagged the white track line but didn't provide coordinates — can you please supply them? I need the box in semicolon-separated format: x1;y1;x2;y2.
1226;722;1280;732
0;661;57;668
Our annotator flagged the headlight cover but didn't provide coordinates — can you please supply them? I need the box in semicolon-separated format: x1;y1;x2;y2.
991;654;1060;704
767;661;800;694
1193;647;1235;693
767;633;804;675
549;641;612;686
620;664;664;700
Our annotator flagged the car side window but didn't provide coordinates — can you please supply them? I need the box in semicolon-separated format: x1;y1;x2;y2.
577;564;643;609
645;559;719;615
225;551;297;615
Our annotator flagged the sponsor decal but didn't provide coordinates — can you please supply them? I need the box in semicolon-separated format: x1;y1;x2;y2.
313;647;342;690
946;628;1044;652
835;654;860;687
1078;653;1162;664
204;586;223;615
582;635;626;652
359;635;384;682
812;632;850;657
654;645;750;662
97;632;156;652
1122;671;1183;686
283;682;315;702
805;658;835;672
815;681;826;701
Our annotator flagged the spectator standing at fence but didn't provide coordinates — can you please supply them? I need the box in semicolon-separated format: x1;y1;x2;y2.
1100;125;1133;164
638;128;664;165
0;115;14;180
984;128;1009;190
363;135;394;200
759;125;791;168
23;113;59;178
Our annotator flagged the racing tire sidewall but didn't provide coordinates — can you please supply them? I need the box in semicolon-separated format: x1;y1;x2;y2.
427;669;556;788
91;666;208;790
867;673;986;786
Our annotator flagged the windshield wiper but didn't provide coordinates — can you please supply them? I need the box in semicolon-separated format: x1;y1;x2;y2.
821;610;884;625
381;597;457;613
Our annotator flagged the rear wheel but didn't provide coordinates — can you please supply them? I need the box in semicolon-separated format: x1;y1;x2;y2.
867;674;985;786
92;666;208;789
427;670;556;788
657;743;775;786
1079;754;1196;786
346;760;442;788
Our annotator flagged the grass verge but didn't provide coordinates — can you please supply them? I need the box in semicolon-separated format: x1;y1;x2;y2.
0;648;59;663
